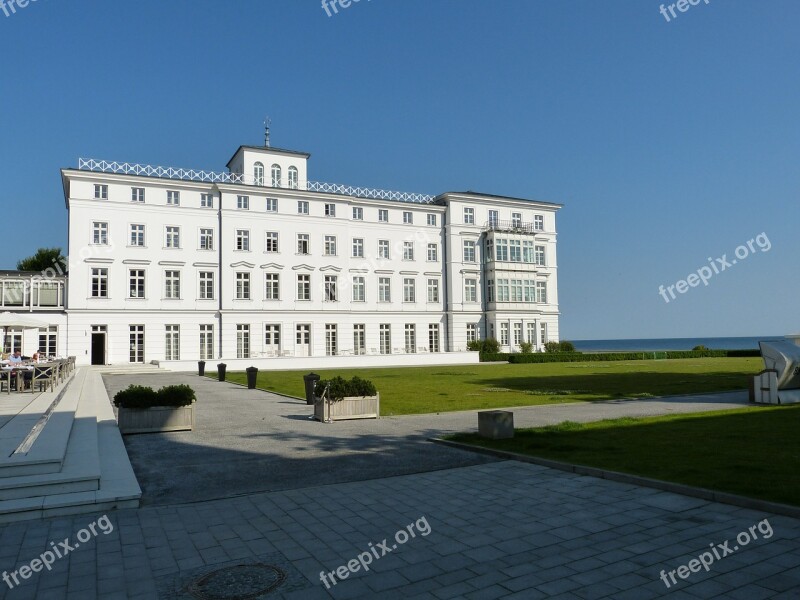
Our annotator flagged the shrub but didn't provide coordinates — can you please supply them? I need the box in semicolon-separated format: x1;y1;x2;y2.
544;341;562;353
519;341;533;354
559;340;576;352
479;352;512;362
315;376;377;401
466;340;482;351
692;345;710;351
114;384;195;408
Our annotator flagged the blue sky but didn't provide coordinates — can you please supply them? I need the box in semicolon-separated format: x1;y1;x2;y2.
1;0;798;340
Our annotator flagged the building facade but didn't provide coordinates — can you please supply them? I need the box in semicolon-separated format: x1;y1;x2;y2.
60;144;561;365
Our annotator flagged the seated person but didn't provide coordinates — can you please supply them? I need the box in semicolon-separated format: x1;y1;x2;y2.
8;351;23;364
31;351;41;363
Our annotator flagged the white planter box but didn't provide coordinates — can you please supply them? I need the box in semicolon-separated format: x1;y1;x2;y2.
117;404;195;434
314;394;380;422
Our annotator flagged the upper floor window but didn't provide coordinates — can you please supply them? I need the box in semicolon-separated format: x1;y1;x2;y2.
463;207;474;224
298;200;309;215
164;270;181;299
288;166;298;189
94;184;108;200
237;195;249;210
495;239;508;261
236;272;251;299
352;277;366;302
236;229;250;251
166;226;181;248
130;224;145;247
353;207;363;220
265;231;279;253
403;278;416;303
297;233;310;255
488;210;499;226
131;187;145;202
463;240;476;263
352;238;364;258
427;243;438;262
199;228;214;250
297;274;311;301
378;240;390;260
266;198;278;213
403;211;413;224
510;240;522;262
535;245;546;266
271;164;282;187
199;272;215;300
254;162;265;186
265;273;280;300
129;269;145;299
403;241;414;261
90;268;108;298
512;212;522;228
200;193;214;208
427;279;440;303
324;235;337;256
324;275;338;302
167;190;180;206
378;277;391;302
92;222;108;245
464;278;478;302
534;215;544;231
427;214;437;226
378;209;389;223
536;281;547;303
324;203;336;217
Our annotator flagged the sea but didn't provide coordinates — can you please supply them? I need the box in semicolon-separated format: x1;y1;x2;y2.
571;336;785;353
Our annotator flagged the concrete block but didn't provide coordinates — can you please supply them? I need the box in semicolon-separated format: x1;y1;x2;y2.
478;411;514;440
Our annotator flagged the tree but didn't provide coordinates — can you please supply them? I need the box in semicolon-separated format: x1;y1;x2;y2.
16;248;67;274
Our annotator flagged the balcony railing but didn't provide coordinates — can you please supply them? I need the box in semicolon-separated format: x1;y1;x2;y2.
484;220;544;234
77;159;435;204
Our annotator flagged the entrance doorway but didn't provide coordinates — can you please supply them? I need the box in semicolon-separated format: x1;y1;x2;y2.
91;325;107;365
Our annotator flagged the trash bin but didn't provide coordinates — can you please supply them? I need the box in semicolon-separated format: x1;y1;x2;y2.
198;361;206;377
303;372;321;405
217;363;227;382
246;366;258;389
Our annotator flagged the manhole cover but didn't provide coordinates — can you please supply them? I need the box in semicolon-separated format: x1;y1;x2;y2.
186;564;287;599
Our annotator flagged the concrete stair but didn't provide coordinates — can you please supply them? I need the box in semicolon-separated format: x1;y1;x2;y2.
0;367;142;523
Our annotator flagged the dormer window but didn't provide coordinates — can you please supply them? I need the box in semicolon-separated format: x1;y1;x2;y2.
254;162;264;186
271;164;282;187
288;166;298;189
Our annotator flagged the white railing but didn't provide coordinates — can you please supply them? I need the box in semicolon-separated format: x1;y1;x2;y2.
77;158;435;204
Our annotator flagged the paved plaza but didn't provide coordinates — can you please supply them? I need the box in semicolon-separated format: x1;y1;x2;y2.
0;372;796;599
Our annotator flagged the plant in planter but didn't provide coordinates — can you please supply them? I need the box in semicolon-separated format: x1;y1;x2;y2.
313;376;379;421
114;384;196;434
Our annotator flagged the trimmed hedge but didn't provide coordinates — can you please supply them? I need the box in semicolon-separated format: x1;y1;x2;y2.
507;349;761;364
315;376;377;401
479;352;512;362
114;384;196;408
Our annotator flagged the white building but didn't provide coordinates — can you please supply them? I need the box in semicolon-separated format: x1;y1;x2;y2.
59;142;561;366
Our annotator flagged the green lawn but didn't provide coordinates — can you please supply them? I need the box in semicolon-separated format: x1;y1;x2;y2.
222;357;760;415
448;405;800;506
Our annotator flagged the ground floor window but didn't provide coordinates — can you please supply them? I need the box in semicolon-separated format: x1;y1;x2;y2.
404;324;416;353
540;322;548;346
38;326;58;357
3;328;22;354
428;324;440;353
513;323;522;346
237;324;250;359
325;324;338;356
353;324;365;355
200;324;214;360
466;323;478;344
265;324;281;354
165;325;180;360
379;324;391;355
130;325;144;363
527;322;537;346
296;324;311;357
500;323;509;346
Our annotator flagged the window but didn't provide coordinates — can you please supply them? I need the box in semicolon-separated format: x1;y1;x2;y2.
199;228;214;250
378;240;390;259
353;324;366;355
487;279;495;302
254;162;265;186
237;195;250;210
33;282;61;307
378;209;388;222
167;190;180;206
352;207;363;220
379;324;391;355
265;324;281;351
403;211;413;224
271;164;282;187
3;327;22;353
297;274;311;300
427;244;438;261
92;222;108;245
403;241;414;261
236;272;251;299
487;239;494;261
265;232;279;253
352;276;365;302
523;240;534;263
535;245;546;266
534;215;544;231
427;214;437;226
352;238;364;258
427;278;439;303
463;240;476;263
500;322;509;346
404;324;416;353
324;235;337;256
199;271;214;300
237;324;250;358
524;280;535;302
540;322;548;345
403;278;416;303
296;324;311;355
298;200;309;215
288;166;299;189
130;325;145;363
513;322;522;346
201;193;214;208
464;279;477;302
510;240;522;262
488;210;499;226
165;270;181;299
497;279;510;302
536;281;547;303
130;224;145;247
235;229;250;251
266;198;278;213
324;203;336;217
325;324;338;356
464;207;474;224
378;277;391;302
91;268;108;298
38;326;58;357
166;226;180;248
512;212;522;228
265;273;280;300
527;322;537;345
165;325;180;360
428;324;440;352
131;187;145;202
324;275;338;302
466;323;478;344
495;239;508;261
94;184;108;200
200;324;214;360
511;279;523;302
297;234;309;255
129;270;145;299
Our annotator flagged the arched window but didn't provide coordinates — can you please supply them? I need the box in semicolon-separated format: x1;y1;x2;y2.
288;166;298;189
271;164;282;188
254;162;264;186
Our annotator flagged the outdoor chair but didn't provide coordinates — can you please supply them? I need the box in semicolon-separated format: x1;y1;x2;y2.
32;364;56;393
0;371;11;395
